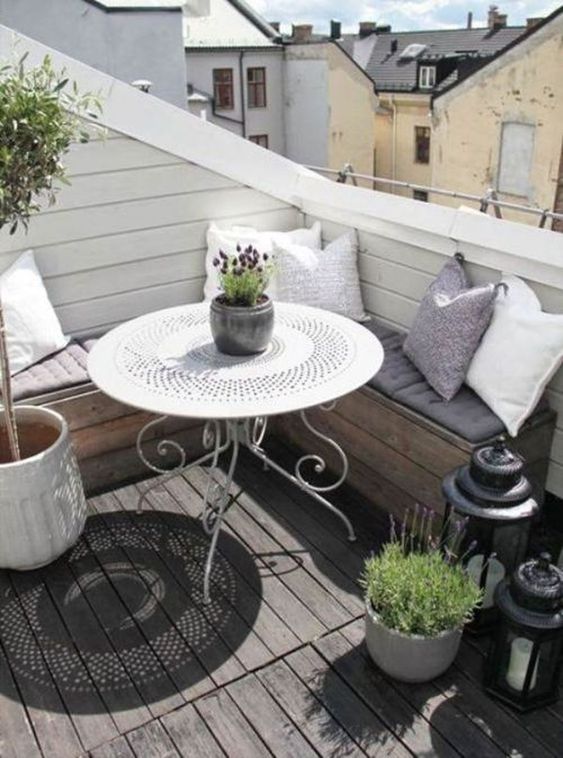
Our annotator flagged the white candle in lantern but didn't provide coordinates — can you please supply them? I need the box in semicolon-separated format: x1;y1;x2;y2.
466;554;505;608
506;637;538;692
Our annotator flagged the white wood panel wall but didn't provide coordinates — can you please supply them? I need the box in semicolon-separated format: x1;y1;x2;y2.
310;214;563;499
0;130;301;336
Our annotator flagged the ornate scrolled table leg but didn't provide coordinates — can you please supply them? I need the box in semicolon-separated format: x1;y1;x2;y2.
244;404;356;541
135;417;230;515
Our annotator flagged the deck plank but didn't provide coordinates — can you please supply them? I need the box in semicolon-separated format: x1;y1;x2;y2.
284;645;410;757
0;572;84;757
257;658;366;758
194;689;272;757
8;570;120;752
184;467;353;630
161;703;225;757
314;629;459;757
227;673;318;758
0;451;560;758
126;720;181;757
97;489;247;686
165;472;325;644
341;620;504;758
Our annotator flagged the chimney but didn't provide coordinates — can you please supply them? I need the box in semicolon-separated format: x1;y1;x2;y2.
292;24;313;43
526;16;542;30
330;19;341;40
390;39;398;53
467;11;473;29
359;21;376;38
377;24;392;32
269;21;280;32
488;5;507;29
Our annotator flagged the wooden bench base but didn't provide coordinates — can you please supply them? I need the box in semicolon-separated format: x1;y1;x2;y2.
23;384;205;495
272;386;556;521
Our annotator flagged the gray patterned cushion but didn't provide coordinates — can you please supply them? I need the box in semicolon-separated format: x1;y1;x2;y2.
273;231;368;321
403;257;497;401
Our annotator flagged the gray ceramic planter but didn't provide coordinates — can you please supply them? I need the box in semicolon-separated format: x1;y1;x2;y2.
210;297;274;356
365;600;462;682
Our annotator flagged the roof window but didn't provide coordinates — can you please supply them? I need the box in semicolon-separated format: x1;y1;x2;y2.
399;43;428;60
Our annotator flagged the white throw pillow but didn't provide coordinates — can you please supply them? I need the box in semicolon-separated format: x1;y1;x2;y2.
203;221;322;301
274;231;369;321
0;250;69;376
466;275;563;436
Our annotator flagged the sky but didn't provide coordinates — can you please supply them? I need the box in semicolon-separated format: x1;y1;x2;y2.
250;0;562;33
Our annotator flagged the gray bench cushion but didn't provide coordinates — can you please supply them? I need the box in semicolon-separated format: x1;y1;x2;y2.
364;320;509;443
12;339;96;401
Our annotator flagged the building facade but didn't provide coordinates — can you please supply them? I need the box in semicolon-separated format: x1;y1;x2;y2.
0;0;187;107
431;7;563;227
340;10;525;200
185;5;378;173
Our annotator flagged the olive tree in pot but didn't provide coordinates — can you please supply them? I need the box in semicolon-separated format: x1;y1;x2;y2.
361;508;482;682
0;53;101;569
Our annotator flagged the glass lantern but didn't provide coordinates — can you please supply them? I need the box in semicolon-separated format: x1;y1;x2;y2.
485;553;563;711
441;439;538;633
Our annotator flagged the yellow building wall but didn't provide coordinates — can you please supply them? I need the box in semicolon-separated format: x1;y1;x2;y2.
372;94;433;198
325;44;378;189
431;16;563;226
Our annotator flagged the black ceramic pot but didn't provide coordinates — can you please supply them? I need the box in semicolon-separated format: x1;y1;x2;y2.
210;296;274;356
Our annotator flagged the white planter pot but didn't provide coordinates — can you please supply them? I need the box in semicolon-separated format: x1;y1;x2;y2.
365;600;462;683
0;405;87;570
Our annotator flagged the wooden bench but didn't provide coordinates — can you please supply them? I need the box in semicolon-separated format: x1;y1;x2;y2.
273;385;556;521
21;383;205;495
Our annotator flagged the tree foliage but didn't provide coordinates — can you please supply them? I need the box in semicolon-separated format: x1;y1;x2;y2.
0;52;102;234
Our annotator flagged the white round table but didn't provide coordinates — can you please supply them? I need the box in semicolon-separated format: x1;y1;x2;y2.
88;302;383;602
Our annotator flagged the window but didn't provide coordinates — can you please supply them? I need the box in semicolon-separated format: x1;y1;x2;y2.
497;122;535;197
249;134;269;148
413;189;428;202
414;126;431;164
419;65;436;89
213;68;234;110
247;67;266;108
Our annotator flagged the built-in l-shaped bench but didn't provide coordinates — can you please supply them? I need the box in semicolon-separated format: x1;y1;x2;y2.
14;319;556;517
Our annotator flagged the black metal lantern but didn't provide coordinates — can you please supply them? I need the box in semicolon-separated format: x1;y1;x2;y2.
485;553;563;711
441;439;539;633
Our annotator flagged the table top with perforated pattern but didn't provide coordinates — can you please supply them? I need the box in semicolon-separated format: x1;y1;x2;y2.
88;302;383;419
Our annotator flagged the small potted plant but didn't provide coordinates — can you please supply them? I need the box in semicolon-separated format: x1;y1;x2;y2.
210;245;274;355
361;508;482;683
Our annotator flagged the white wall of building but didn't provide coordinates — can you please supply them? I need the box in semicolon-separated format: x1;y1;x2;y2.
186;49;286;155
0;0;187;107
284;58;329;166
183;0;275;47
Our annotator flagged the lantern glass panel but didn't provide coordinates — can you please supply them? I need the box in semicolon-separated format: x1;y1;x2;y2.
490;625;562;705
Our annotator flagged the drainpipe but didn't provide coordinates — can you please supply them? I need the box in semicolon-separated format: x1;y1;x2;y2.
391;94;398;193
239;51;246;139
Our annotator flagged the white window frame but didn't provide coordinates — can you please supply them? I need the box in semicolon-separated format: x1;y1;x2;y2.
419;65;436;89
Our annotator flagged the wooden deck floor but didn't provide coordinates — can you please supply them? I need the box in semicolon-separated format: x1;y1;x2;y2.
1;439;562;758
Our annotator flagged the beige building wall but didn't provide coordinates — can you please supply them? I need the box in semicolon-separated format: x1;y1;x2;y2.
284;42;377;185
374;93;432;198
325;43;378;186
431;14;563;226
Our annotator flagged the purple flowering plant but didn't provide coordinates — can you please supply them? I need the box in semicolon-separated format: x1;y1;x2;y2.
360;505;483;636
213;244;274;307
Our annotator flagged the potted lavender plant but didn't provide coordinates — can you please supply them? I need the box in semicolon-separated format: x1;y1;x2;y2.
361;507;482;682
210;245;274;355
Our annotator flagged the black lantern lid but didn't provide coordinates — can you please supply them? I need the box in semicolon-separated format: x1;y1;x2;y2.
495;553;563;630
512;553;563;613
442;438;536;517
